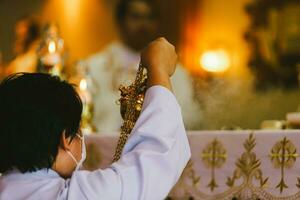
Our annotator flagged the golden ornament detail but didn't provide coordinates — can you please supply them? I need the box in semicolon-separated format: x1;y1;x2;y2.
270;137;299;193
113;63;147;162
201;138;227;191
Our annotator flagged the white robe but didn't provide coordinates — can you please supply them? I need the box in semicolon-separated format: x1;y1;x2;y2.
0;86;191;200
85;42;202;133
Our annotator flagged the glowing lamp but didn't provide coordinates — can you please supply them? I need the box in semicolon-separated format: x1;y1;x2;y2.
200;50;231;73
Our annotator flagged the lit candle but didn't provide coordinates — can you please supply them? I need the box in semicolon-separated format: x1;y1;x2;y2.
42;40;60;66
48;41;56;54
79;78;91;104
80;78;87;90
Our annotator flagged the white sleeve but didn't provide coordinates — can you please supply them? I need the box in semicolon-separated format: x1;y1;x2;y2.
112;86;191;200
68;86;191;200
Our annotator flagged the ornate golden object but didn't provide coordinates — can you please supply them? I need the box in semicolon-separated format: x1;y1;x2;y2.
270;137;299;193
113;63;147;162
201;138;227;191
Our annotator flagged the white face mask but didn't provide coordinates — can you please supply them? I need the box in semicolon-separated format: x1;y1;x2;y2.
66;133;86;171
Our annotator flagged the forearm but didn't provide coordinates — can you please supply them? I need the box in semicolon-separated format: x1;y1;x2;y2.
147;67;173;92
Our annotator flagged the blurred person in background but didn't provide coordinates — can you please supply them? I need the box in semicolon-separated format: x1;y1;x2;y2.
5;15;40;75
86;0;201;133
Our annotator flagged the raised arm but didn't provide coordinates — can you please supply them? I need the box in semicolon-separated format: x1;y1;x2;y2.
112;38;190;199
69;38;190;200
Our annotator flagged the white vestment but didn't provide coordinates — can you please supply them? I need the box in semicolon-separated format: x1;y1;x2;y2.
0;86;191;200
86;42;202;133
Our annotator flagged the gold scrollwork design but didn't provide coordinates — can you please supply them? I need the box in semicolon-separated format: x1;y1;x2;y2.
226;133;269;189
201;138;227;191
167;133;300;200
186;161;201;187
168;160;200;198
270;137;299;193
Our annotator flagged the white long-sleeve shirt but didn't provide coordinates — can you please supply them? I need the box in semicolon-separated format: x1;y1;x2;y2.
0;86;191;200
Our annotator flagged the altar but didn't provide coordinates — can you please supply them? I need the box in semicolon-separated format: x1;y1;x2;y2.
84;130;300;200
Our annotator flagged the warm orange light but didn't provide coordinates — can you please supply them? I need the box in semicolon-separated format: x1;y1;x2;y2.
80;79;87;91
48;41;56;54
200;50;230;73
63;0;81;20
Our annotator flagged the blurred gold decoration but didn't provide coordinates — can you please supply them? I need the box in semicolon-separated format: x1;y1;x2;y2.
201;138;227;191
286;112;300;129
79;78;96;134
261;120;288;130
76;60;96;134
113;63;147;162
37;23;65;77
270;137;299;193
80;102;95;134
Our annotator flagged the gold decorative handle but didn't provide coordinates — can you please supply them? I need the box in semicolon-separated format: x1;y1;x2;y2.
113;63;147;162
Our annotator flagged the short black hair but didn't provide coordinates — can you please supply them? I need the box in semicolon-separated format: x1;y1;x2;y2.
0;73;82;174
115;0;159;24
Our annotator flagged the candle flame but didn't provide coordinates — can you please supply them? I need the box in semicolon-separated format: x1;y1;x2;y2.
80;79;87;91
48;41;56;54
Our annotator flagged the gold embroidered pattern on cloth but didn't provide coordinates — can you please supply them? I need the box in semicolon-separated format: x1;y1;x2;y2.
201;138;227;191
168;133;300;200
270;137;299;193
226;133;268;189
